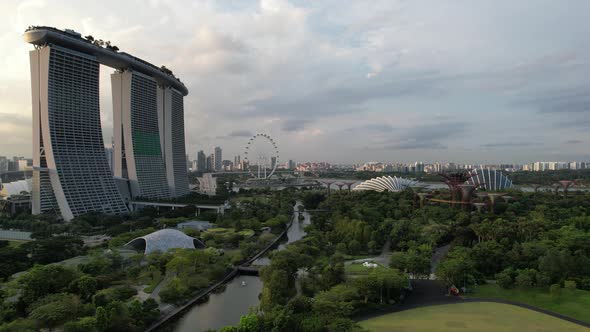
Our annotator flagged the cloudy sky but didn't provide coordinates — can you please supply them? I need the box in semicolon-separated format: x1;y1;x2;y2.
1;0;589;164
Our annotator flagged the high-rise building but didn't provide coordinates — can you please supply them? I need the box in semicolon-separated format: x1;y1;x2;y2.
112;70;170;199
157;86;189;197
28;44;128;220
0;156;8;173
105;147;114;174
214;147;222;172
234;155;241;170
271;156;277;170
288;159;296;170
25;27;189;220
206;154;214;172
414;161;425;173
197;150;206;172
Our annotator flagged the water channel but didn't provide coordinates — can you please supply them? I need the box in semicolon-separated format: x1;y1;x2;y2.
172;201;310;332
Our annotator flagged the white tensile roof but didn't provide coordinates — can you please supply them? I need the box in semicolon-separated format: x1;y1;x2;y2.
1;179;32;197
125;228;204;255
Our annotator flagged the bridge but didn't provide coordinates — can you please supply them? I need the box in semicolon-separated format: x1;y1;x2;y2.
128;201;227;215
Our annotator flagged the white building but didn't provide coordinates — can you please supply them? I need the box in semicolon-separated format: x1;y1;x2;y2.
197;173;217;196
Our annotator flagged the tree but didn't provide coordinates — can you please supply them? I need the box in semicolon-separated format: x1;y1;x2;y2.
313;284;359;318
436;252;476;288
470;241;505;277
514;269;536;288
347;240;361;254
495;269;514;289
69;276;97;302
0;318;37;332
237;314;260;332
63;317;98;332
29;294;82;331
95;307;109;332
549;284;561;302
19;264;79;307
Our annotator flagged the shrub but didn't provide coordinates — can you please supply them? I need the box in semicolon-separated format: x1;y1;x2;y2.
535;272;551;287
514;269;535;288
564;280;577;290
495;271;513;289
549;284;561;302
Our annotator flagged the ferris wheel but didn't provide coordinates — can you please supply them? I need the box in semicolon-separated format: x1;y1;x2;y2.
244;133;279;179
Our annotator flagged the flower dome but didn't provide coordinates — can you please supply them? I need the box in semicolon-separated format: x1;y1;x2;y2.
353;176;418;192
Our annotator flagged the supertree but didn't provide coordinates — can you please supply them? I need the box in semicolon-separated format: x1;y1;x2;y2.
558;180;576;197
439;171;474;205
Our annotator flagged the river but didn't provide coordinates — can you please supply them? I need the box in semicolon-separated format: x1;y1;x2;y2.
171;201;310;332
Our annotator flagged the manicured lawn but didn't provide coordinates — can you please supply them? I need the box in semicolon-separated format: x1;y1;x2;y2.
469;283;590;323
359;302;589;332
345;262;389;275
206;227;235;233
7;240;27;248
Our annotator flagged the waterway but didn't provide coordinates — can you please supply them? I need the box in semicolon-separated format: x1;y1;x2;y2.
172;201;310;332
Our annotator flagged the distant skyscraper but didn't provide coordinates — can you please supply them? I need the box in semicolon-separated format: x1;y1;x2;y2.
214;147;222;172
414;162;425;173
234;155;241;170
207;154;214;172
0;156;8;173
288;159;296;170
197;150;206;172
271;156;277;170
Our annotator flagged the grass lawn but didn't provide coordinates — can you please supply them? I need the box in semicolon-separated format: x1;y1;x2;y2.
206;227;235;233
7;240;27;248
359;302;589;332
345;262;389;275
469;283;590;323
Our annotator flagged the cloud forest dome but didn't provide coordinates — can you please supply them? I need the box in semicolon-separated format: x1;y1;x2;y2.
353;176;418;192
466;167;513;191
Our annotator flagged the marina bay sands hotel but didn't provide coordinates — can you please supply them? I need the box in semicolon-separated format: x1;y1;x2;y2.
24;27;189;221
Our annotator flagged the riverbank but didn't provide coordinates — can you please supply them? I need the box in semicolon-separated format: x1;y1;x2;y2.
146;201;308;332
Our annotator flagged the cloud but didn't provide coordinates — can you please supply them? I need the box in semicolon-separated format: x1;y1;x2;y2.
565;139;583;144
216;129;253;139
281;118;310;132
481;142;543;148
2;0;590;163
511;86;590;114
375;121;468;151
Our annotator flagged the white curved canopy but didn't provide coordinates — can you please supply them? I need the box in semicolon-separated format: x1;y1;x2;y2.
466;167;513;191
125;228;204;255
1;179;32;197
353;176;418;192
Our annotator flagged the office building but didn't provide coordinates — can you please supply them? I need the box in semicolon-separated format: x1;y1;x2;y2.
214;146;222;171
197;150;206;172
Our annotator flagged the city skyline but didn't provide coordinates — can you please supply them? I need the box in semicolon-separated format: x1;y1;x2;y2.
1;1;590;163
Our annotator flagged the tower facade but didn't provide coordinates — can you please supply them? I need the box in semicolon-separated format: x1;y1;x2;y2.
157;87;189;197
29;46;128;220
112;70;170;199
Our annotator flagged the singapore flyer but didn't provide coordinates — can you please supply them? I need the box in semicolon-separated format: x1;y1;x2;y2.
244;133;279;179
